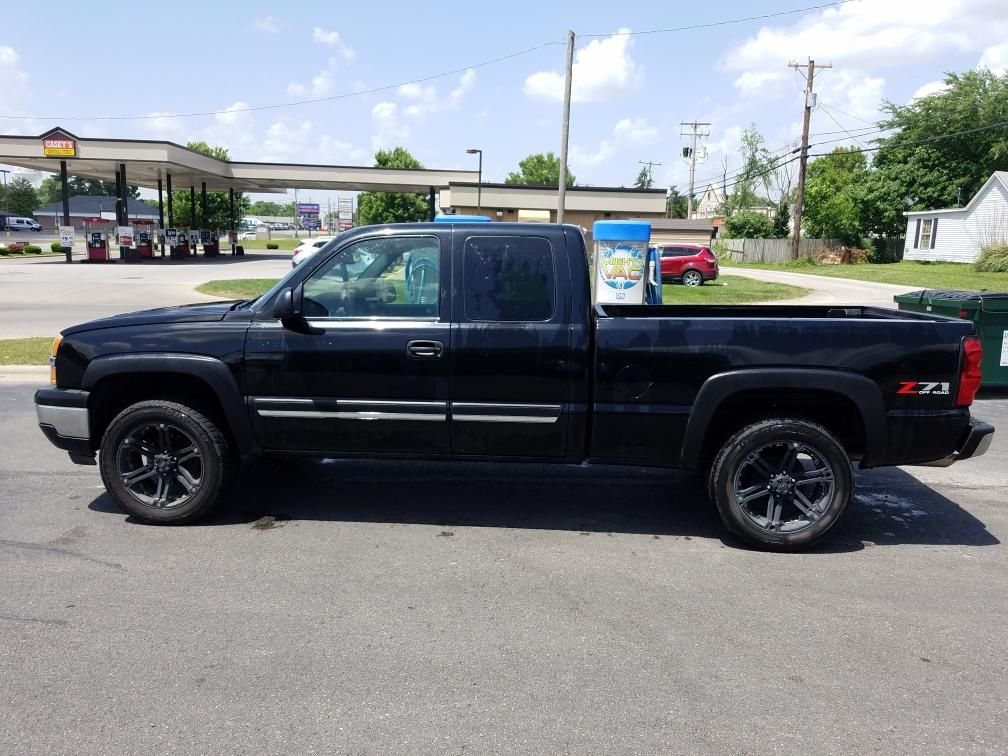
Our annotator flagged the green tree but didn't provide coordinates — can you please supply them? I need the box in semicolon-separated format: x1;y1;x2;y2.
666;187;689;219
356;147;431;226
802;147;869;244
7;176;38;217
505;152;575;187
874;69;1008;215
771;197;791;238
248;200;294;217
167;141;248;228
721;125;775;217
723;209;774;239
634;165;655;189
37;174;139;206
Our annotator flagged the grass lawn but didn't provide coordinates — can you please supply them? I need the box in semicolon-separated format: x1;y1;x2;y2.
733;260;1008;291
0;337;53;365
237;238;302;251
662;275;807;304
196;275;806;306
196;278;280;299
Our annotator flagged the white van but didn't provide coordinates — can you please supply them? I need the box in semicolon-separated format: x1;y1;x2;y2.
6;217;42;232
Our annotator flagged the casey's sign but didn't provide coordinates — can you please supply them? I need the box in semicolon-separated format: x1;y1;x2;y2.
42;137;76;157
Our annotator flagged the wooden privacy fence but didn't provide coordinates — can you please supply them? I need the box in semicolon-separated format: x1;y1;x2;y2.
719;238;840;263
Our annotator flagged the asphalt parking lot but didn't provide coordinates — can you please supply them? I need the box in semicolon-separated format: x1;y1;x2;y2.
1;381;1005;753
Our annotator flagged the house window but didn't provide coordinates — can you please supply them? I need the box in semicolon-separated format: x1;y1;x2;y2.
919;218;933;249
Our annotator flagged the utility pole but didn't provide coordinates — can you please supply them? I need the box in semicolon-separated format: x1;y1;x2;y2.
637;160;662;188
680;121;710;218
557;30;575;224
788;58;831;258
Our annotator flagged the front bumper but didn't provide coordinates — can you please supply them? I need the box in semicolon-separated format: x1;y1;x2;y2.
918;418;995;467
35;387;95;463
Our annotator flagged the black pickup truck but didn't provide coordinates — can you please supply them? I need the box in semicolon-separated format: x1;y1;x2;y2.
35;222;993;550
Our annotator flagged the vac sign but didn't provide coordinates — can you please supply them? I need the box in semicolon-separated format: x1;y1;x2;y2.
597;241;644;295
42;136;76;158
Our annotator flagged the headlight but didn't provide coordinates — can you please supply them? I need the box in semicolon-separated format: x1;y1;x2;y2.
49;335;62;385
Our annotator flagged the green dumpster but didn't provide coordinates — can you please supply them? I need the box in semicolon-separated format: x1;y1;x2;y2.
894;289;1008;387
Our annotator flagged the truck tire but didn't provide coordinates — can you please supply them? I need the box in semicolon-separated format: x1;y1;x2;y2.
708;418;853;551
98;400;234;525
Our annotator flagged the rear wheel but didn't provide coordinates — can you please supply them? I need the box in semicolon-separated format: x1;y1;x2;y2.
682;269;703;287
99;400;234;524
708;418;853;551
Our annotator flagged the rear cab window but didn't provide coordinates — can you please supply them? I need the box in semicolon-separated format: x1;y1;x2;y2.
463;236;555;322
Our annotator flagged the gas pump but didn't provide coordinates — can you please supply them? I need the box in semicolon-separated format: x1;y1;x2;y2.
591;220;653;305
189;229;201;257
170;228;189;259
203;229;220;257
135;222;154;259
83;217;108;262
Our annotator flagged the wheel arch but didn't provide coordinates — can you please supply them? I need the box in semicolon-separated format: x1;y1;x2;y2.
680;368;886;469
82;353;257;454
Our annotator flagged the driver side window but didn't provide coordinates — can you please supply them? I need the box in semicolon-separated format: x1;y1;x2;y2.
302;236;441;320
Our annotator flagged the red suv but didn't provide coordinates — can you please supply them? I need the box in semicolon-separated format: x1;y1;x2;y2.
653;244;719;286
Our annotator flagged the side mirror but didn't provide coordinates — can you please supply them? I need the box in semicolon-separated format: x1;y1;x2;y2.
272;285;315;332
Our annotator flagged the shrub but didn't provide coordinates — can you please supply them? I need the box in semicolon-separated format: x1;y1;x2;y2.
266;242;279;250
7;243;23;254
974;244;1008;273
0;247;8;256
24;245;42;254
50;241;65;253
724;210;775;239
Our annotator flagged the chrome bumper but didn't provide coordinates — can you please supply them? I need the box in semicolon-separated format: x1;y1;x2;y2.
35;388;94;463
918;418;995;467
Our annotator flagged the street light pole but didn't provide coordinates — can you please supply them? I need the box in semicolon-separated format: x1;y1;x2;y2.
466;148;483;212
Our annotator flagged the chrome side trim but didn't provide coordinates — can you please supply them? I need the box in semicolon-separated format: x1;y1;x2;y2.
258;410;445;421
253;397;447;422
452;414;558;424
36;405;89;439
450;402;562;424
304;319;440;330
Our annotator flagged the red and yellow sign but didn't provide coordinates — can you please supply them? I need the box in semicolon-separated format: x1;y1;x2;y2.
42;137;76;157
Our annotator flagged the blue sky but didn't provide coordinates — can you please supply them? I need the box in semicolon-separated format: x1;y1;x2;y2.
1;0;1006;204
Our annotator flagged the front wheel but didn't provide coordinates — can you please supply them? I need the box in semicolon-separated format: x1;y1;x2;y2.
682;269;703;287
99;400;234;524
708;418;853;551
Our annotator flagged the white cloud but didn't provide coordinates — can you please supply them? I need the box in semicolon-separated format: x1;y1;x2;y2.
978;40;1008;74
286;69;335;100
396;69;476;120
311;27;355;61
525;30;642;103
816;70;886;122
139;112;185;141
722;0;1008;99
371;102;410;149
733;70;786;95
911;79;949;100
251;16;279;33
256;119;365;164
215;101;252;128
570;117;660;168
0;47;30;118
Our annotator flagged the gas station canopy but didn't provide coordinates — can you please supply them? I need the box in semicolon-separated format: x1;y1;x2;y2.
0;127;479;193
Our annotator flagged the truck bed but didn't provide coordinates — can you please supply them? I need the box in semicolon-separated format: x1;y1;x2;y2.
589;303;977;468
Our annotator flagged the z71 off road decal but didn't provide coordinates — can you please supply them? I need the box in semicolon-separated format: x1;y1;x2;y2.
897;381;950;396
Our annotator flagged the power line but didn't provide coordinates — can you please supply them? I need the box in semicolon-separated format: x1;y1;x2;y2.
580;0;855;37
808;119;1008;157
818;104;867;146
0;41;565;122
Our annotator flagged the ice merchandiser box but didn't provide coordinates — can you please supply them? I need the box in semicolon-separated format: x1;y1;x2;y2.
591;220;652;304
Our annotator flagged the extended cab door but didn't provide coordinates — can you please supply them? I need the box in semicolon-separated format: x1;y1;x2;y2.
449;229;573;458
244;232;451;455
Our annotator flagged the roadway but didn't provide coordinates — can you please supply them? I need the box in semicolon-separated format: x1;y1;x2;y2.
721;265;920;308
0;379;1005;753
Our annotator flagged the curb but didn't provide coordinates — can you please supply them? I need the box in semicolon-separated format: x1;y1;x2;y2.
0;365;49;383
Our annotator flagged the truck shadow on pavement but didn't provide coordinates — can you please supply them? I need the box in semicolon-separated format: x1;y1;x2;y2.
88;457;1001;552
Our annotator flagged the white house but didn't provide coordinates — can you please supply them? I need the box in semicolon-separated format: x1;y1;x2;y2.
692;183;724;218
903;171;1008;262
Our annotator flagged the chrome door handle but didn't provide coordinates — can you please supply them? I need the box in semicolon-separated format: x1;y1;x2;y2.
406;340;443;358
